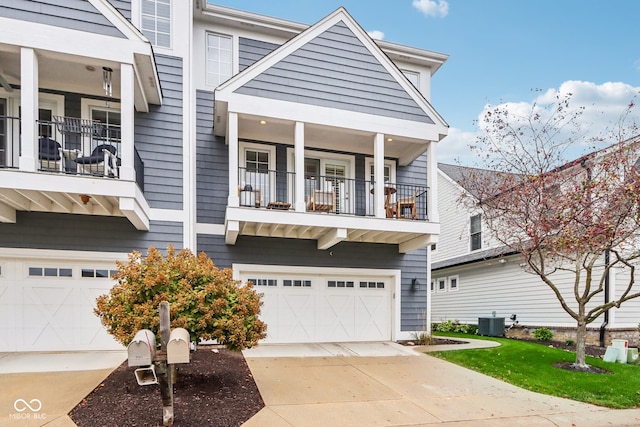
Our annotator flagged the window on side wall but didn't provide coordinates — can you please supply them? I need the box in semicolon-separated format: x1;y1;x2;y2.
141;0;171;48
206;33;233;87
437;277;446;292
448;275;459;292
470;214;482;251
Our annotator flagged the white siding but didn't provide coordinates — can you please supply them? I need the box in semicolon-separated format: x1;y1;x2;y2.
612;265;640;327
432;254;608;327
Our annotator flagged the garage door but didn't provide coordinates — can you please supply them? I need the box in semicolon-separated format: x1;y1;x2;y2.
0;258;122;352
241;271;393;344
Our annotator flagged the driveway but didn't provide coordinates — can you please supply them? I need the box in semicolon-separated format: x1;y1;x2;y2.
242;342;640;426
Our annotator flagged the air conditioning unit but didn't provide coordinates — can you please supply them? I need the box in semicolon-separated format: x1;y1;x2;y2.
478;317;505;337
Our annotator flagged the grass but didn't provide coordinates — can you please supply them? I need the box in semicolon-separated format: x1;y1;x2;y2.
430;332;640;409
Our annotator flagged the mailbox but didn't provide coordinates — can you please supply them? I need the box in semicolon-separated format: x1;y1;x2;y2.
127;329;156;367
134;365;158;386
167;328;190;364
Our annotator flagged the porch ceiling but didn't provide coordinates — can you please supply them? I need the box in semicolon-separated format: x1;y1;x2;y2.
220;112;431;165
225;207;438;253
0;170;150;230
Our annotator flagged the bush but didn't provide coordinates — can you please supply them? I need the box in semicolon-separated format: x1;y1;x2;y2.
533;327;553;342
94;246;267;351
565;339;575;346
432;320;478;335
411;331;432;345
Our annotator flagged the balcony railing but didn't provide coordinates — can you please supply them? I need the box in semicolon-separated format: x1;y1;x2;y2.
238;166;429;220
0;115;144;190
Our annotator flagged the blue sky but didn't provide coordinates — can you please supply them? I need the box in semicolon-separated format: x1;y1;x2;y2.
210;1;640;165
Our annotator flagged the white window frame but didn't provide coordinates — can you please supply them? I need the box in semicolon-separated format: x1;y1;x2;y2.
470;213;482;251
206;32;233;88
141;0;172;49
365;157;396;215
81;99;121;155
430;278;436;293
448;275;459;292
437;277;446;293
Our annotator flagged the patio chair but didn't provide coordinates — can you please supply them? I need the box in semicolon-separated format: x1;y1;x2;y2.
75;144;119;177
396;188;419;219
307;189;335;212
38;137;64;172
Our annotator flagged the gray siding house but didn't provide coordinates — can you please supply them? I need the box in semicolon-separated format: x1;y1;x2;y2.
0;0;449;351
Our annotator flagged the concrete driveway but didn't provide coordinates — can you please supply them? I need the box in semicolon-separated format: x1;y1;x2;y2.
242;342;640;427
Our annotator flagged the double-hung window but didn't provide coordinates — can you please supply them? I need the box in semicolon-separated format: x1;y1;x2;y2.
206;33;232;87
470;214;482;251
141;0;171;48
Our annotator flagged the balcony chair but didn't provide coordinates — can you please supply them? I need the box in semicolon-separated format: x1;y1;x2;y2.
307;189;335;212
38;137;64;172
75;144;119;177
238;185;262;208
396;188;419;219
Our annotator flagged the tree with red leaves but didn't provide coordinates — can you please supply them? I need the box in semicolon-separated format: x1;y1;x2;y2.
461;92;640;368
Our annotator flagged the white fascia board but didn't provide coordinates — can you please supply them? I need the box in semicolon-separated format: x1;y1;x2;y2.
225;220;240;244
224;94;447;143
120;196;150;231
226;207;440;235
89;0;151;43
150;208;184;222
0;247;129;261
195;223;225;235
1;171;141;199
399;235;437;254
0;18;152;64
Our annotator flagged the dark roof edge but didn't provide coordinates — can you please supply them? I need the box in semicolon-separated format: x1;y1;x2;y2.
432;246;519;270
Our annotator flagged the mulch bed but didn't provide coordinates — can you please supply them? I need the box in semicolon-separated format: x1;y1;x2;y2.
69;346;264;427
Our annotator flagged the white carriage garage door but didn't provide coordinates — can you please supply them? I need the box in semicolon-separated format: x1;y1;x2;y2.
0;257;122;352
239;268;394;344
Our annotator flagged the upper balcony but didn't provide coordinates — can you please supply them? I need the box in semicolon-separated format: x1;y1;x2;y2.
0;28;161;231
223;115;441;253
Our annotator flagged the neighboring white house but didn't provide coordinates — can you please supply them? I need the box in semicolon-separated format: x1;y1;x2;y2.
0;1;449;351
432;162;640;344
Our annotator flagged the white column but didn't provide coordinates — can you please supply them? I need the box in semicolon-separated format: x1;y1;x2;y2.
19;48;38;172
294;122;306;212
426;141;439;222
374;133;385;218
119;63;135;181
227;112;239;207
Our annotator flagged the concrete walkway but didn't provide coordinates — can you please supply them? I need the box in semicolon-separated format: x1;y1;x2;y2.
0;351;126;427
242;340;640;426
2;340;640;426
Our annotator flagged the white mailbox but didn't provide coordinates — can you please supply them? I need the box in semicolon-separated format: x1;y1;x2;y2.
167;328;191;364
127;329;156;367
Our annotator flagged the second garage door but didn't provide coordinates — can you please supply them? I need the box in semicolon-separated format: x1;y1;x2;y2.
241;270;393;344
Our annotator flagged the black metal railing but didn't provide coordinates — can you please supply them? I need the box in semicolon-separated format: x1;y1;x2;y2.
0;115;20;168
237;166;429;220
239;167;295;209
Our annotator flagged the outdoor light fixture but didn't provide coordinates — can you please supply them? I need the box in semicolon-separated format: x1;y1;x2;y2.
411;278;420;292
259;120;267;125
80;194;91;204
102;66;113;97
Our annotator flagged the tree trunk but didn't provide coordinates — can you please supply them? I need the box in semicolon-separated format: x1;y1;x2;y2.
574;319;588;368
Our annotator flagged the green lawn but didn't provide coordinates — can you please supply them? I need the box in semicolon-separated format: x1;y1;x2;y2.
430;333;640;408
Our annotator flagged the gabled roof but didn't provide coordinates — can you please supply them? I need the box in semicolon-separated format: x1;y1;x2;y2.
439;163;510;199
216;7;448;131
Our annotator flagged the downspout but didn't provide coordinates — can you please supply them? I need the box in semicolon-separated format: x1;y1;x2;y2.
599;249;610;347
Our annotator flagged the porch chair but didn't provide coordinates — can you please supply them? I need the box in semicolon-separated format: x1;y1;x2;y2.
38;137;64;172
75;144;119;177
396;188;419;219
306;189;335;212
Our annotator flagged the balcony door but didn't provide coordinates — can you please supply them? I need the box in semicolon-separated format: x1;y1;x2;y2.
240;143;276;207
365;159;396;216
0;99;7;167
305;158;351;214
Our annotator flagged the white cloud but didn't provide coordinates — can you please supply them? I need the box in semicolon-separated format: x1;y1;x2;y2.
412;0;449;18
442;81;640;166
438;128;478;165
367;30;385;40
